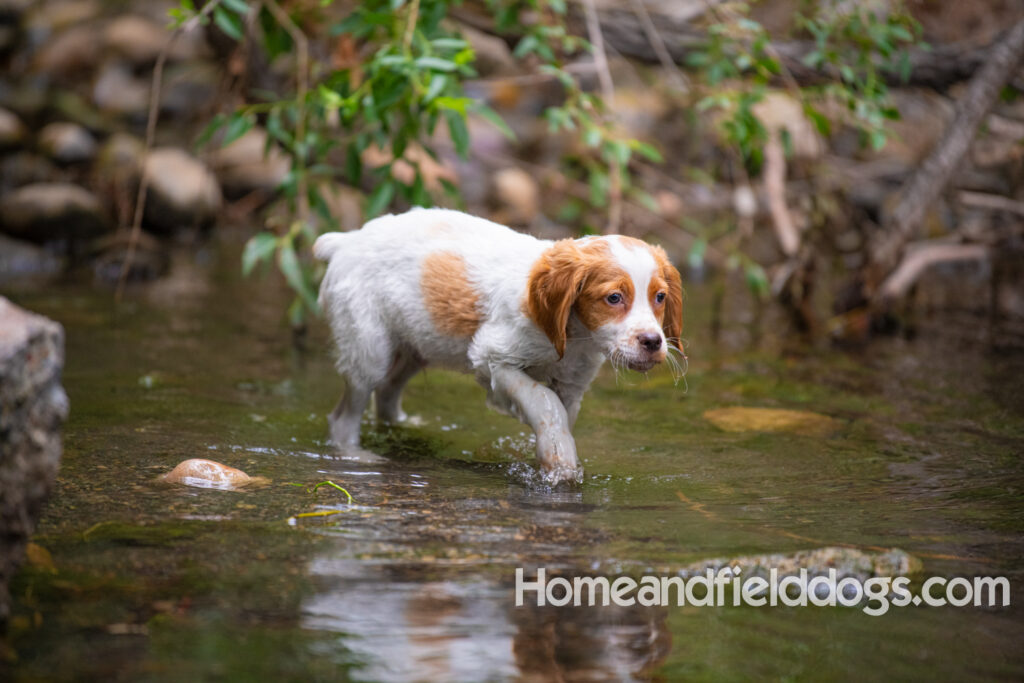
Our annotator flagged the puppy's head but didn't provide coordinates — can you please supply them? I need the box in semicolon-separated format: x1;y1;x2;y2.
527;236;683;370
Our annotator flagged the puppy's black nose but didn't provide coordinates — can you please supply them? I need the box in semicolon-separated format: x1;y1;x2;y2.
638;333;662;352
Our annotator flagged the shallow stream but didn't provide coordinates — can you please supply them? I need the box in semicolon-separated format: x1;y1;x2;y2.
5;238;1024;681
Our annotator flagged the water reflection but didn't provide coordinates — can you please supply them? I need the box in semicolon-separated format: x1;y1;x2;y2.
300;462;670;681
302;560;671;682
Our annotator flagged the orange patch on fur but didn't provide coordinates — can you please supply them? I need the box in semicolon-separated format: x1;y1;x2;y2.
527;239;637;356
421;251;482;337
649;244;683;350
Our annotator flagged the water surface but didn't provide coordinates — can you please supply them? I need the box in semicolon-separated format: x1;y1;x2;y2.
5;239;1024;681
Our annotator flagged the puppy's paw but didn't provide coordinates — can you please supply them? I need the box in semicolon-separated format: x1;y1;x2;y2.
331;444;389;464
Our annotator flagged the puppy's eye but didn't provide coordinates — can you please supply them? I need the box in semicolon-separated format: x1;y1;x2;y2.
655;291;666;304
606;293;623;305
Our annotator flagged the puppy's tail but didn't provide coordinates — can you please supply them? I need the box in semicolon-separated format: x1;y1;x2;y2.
313;233;346;261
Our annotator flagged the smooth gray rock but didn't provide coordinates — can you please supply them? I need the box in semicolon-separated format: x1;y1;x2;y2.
0;297;67;626
0;182;109;242
0;152;61;193
0;106;25;149
0;234;62;284
38;121;97;164
142;147;222;233
92;61;148;119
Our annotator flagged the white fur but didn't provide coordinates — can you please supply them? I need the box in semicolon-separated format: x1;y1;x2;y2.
315;208;666;484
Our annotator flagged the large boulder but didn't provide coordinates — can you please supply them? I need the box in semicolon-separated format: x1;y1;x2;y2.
142;147;222;233
0;182;109;242
0;298;67;626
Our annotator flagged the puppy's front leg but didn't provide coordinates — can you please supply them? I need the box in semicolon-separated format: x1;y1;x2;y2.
490;365;582;485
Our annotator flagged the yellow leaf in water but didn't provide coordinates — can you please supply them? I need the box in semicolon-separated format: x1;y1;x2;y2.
702;406;839;437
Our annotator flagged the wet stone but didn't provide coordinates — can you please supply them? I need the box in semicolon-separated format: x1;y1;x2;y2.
0;181;109;242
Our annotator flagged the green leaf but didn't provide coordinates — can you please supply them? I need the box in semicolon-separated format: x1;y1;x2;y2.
433;96;472;114
445;109;469;158
473;103;515;141
278;241;319;313
744;260;769;298
221;0;250;13
366;180;396;218
424;74;448;103
194;113;227;149
632;141;663;163
242;232;278;276
213;5;244;41
414;56;457;72
223;113;254;146
687;237;708;269
804;104;832;137
869;128;887;151
345;142;362;185
431;38;468;50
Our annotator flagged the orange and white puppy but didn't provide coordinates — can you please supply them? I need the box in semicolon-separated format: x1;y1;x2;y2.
314;207;683;484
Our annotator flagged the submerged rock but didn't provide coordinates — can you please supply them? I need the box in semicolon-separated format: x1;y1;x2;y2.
0;106;26;149
681;546;922;584
95;131;144;176
0;152;60;193
39;121;97;164
142;147;222;233
92;61;149;119
0;297;68;626
32;24;100;77
0;234;62;284
92;230;168;285
0;182;109;242
702;406;840;437
162;458;264;490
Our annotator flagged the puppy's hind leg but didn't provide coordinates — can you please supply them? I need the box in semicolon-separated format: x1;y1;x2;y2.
375;350;425;424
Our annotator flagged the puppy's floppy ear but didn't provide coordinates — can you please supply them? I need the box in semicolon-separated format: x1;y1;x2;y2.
527;239;584;358
654;247;684;351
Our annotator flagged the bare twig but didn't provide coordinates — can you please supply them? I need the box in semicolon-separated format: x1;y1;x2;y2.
878;242;989;302
116;0;224;301
762;136;799;257
868;18;1024;304
627;0;689;92
582;0;622;235
959;190;1024;218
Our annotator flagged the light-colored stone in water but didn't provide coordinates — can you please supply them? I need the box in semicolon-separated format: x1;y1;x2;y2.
703;406;840;437
492;167;540;226
95;132;145;175
39;122;97;164
105;14;210;64
33;24;100;76
0;107;26;148
162;458;262;490
0;182;109;242
92;61;149;118
142;147;222;232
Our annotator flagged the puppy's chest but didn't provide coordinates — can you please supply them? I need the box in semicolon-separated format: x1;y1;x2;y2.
524;347;604;387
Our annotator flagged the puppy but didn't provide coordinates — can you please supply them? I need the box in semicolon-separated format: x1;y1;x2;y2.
314;208;683;484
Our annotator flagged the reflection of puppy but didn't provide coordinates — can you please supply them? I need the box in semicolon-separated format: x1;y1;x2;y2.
511;597;672;680
315;208;683;484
